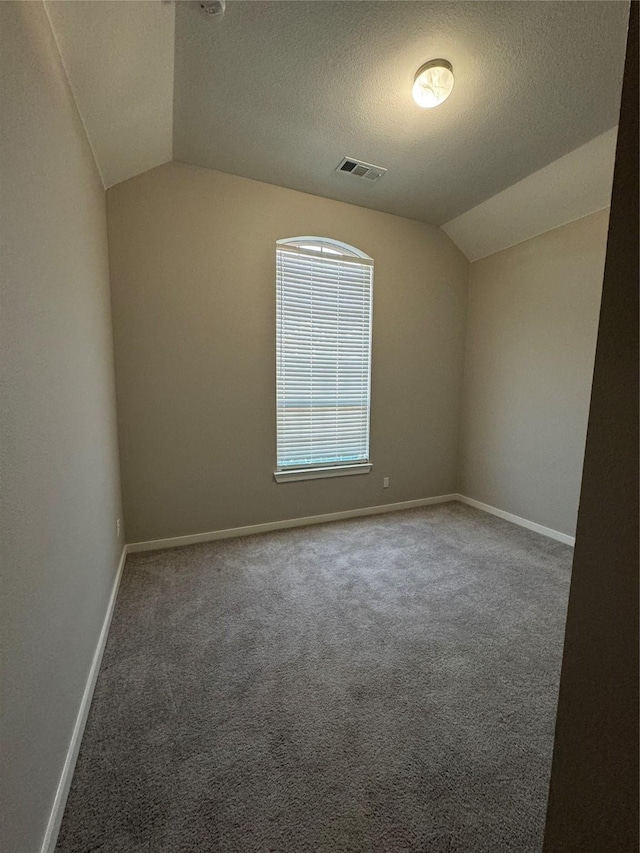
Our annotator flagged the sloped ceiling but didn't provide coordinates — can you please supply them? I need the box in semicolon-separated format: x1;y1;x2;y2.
45;0;174;188
442;128;618;261
45;0;629;254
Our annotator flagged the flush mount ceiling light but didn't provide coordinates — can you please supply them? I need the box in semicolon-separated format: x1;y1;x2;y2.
412;59;454;109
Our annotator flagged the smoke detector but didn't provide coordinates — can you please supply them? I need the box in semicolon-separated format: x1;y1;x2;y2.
336;157;387;182
200;1;225;17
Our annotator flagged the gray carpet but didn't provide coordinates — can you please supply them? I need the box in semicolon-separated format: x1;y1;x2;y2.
56;502;572;853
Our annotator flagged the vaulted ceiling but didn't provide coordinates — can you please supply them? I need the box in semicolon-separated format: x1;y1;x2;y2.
45;0;629;254
45;0;175;188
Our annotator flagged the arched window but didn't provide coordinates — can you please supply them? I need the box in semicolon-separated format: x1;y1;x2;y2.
274;237;373;482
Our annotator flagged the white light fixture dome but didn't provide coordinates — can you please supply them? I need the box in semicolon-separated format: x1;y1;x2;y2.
412;59;454;108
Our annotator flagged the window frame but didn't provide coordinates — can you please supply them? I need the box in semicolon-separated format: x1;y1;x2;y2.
274;237;374;483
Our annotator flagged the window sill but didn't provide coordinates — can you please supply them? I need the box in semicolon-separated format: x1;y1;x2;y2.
273;463;372;483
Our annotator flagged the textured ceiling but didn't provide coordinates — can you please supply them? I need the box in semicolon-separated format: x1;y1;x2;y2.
443;128;618;261
45;0;628;235
45;1;174;188
173;0;629;225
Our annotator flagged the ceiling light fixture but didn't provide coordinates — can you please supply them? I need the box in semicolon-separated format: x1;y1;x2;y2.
412;59;454;109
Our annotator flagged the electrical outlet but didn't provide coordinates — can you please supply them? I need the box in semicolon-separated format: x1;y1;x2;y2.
383;477;390;488
116;518;121;538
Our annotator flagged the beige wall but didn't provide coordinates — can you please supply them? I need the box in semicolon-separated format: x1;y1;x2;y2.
0;4;123;852
458;209;609;537
106;162;469;543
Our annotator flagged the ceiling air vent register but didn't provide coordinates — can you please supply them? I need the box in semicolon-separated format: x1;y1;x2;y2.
337;158;387;182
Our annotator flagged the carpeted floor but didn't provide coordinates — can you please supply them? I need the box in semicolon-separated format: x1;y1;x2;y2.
56;502;572;853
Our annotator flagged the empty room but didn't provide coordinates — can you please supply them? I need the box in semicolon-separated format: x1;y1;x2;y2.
1;2;638;852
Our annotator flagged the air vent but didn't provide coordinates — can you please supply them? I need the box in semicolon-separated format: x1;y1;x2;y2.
337;157;387;182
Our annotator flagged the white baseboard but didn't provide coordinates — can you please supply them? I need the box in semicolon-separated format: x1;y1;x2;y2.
126;494;459;553
40;544;128;853
456;494;575;546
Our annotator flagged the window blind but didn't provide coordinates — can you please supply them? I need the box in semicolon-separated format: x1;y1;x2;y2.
276;243;373;470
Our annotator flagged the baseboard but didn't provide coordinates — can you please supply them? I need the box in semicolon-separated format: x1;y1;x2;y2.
127;494;459;553
40;544;128;853
456;494;575;546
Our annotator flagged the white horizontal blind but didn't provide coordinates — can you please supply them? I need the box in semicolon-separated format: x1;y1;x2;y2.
276;243;373;470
